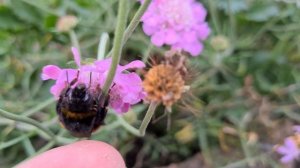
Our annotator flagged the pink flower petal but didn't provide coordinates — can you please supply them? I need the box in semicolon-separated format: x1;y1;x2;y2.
280;155;295;163
71;47;81;67
142;24;157;36
41;65;62;80
184;42;203;56
293;125;300;133
164;29;179;45
120;60;145;71
94;58;112;73
193;2;207;22
151;31;165;47
195;23;211;40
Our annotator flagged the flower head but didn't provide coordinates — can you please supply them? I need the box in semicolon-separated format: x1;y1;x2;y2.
276;126;300;164
41;47;145;113
140;0;210;56
142;51;188;111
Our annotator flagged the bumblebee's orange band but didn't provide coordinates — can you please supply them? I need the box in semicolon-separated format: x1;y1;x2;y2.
61;108;96;119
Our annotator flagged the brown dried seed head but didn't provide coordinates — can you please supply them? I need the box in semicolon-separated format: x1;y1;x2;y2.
143;64;185;107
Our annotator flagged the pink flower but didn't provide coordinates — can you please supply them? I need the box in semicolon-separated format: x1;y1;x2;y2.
41;47;145;113
140;0;210;56
293;125;300;133
276;137;300;163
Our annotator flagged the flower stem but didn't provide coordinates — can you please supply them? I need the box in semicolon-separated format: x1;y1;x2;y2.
122;0;152;45
0;108;56;141
106;0;152;57
102;0;128;96
117;115;141;137
69;30;81;56
97;32;110;60
139;101;158;136
23;97;55;117
207;0;221;34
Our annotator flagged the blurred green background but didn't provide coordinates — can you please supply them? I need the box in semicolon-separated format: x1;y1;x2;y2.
0;0;300;167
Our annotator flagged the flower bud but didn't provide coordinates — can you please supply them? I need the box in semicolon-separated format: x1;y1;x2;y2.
56;15;78;32
210;35;230;51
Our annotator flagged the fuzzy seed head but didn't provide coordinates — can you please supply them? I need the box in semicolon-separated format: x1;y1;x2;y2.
143;64;185;107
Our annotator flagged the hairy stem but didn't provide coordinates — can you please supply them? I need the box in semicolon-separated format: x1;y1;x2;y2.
102;0;128;96
0;108;56;141
139;101;158;136
117;116;141;137
106;0;152;57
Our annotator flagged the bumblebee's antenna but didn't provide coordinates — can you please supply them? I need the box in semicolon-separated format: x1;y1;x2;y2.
88;72;92;88
66;70;70;86
70;70;80;86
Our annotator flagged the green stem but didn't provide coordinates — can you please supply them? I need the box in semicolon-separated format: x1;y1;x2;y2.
22;136;36;156
0;108;56;141
221;154;267;168
102;0;128;96
106;0;152;57
139;102;158;136
142;43;153;63
123;0;152;45
97;32;110;60
227;0;236;47
117;116;141;137
23;97;55;116
208;0;221;34
69;30;81;55
197;115;212;167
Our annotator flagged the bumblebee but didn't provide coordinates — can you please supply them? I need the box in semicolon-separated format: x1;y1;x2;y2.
56;71;109;137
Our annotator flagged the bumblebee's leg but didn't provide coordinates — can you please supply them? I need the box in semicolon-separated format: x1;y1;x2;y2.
87;116;97;136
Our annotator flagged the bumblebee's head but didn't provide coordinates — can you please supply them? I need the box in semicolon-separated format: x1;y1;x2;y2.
72;83;88;99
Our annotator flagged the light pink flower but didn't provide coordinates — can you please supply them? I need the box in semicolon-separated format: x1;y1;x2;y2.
276;137;300;163
140;0;210;56
41;47;145;113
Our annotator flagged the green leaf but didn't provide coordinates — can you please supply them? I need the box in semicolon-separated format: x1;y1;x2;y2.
0;31;14;55
0;6;23;30
10;0;44;26
245;3;279;22
217;0;249;13
43;14;58;30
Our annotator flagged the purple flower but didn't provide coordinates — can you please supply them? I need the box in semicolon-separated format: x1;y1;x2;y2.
140;0;210;56
293;125;300;133
41;47;145;113
276;137;300;164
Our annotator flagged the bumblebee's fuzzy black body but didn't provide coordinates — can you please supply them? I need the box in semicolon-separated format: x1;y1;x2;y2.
56;83;109;137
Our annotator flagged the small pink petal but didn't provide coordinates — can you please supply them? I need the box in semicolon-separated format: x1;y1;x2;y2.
94;58;112;73
50;84;64;99
195;23;211;40
193;3;207;22
41;65;61;80
164;29;178;45
142;24;157;35
182;31;198;43
280;155;295;163
71;47;81;67
120;61;145;71
151;31;165;47
184;42;203;56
